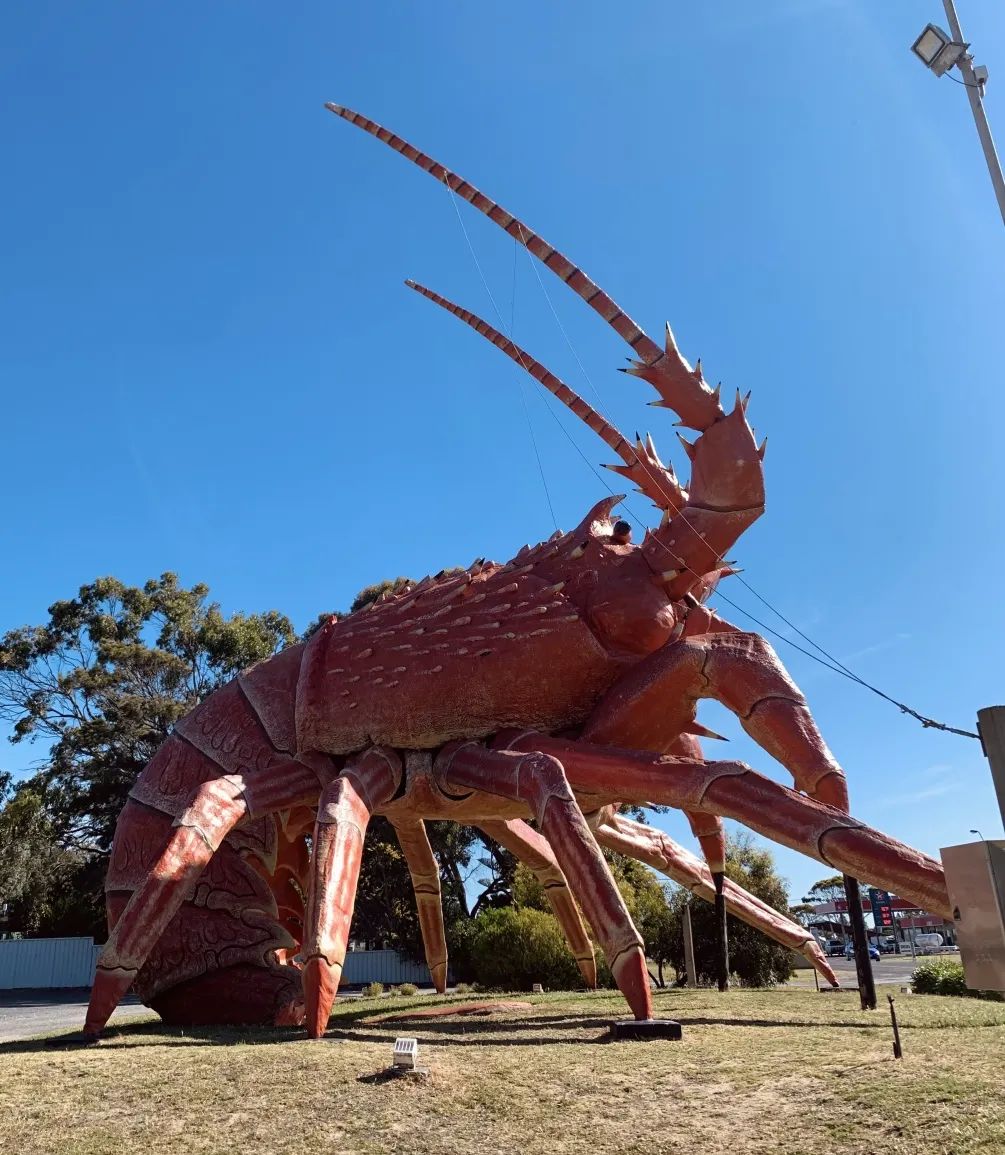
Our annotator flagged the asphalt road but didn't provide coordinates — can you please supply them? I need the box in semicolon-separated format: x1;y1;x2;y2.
0;989;149;1045
788;950;958;989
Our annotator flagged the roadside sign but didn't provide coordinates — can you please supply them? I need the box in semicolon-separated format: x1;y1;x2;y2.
870;888;895;928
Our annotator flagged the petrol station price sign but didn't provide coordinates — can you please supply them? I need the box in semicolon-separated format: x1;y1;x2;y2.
869;888;895;929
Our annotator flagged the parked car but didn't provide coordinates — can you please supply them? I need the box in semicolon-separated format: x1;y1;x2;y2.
844;942;881;961
878;938;898;954
825;940;845;957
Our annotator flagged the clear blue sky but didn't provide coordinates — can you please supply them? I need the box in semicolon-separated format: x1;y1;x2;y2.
3;1;1004;905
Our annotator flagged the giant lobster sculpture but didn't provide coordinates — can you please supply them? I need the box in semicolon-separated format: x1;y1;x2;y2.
83;106;950;1039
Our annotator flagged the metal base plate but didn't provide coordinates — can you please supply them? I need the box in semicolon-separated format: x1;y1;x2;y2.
610;1018;682;1041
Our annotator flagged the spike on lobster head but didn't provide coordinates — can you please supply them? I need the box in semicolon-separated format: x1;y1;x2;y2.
541;497;681;657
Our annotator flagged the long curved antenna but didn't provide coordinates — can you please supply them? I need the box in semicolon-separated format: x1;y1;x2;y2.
326;103;725;431
405;280;685;513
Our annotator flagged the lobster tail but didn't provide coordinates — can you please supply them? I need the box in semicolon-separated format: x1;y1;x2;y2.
91;646;330;1033
103;739;304;1025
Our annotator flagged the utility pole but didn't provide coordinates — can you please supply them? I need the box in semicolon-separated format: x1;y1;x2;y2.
976;706;1005;831
712;871;730;992
942;1;1005;226
844;875;878;1011
682;900;698;988
912;2;1005;227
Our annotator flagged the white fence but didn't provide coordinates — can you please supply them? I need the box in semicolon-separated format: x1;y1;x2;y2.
0;938;435;991
0;937;102;990
341;949;435;986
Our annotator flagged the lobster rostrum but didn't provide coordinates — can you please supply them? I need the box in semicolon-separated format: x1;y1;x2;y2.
83;106;950;1040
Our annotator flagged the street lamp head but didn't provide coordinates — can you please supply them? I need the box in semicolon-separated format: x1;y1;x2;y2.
970;829;985;840
911;23;969;78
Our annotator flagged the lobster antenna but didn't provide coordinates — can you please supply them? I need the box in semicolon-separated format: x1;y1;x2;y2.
326;103;725;432
405;280;686;512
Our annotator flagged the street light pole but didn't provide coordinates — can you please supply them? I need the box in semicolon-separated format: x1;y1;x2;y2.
941;0;1005;226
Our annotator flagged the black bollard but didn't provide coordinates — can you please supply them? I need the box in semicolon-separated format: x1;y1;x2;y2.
843;874;877;1010
712;870;730;992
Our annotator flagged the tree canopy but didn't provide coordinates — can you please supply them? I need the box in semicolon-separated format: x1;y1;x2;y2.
0;574;295;934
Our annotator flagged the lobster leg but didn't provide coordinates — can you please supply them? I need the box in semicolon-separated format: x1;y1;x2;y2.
583;631;850;810
590;808;840;986
500;732;950;918
436;741;651;1020
84;758;325;1038
479;818;598;989
390;817;448;994
302;747;402;1038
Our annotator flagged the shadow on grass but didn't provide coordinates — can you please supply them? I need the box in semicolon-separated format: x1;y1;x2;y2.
4;1001;988;1056
0;1019;309;1055
332;1015;617;1048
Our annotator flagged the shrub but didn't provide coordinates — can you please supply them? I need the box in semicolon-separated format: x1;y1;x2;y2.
454;982;474;994
911;959;1003;1001
363;981;384;998
467;906;584;992
397;982;418;996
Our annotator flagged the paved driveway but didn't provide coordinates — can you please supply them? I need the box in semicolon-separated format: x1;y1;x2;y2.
0;989;150;1044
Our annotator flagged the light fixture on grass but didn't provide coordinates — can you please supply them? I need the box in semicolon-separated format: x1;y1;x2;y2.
393;1037;419;1071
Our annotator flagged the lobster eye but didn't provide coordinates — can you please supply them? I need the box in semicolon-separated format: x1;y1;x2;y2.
611;520;632;544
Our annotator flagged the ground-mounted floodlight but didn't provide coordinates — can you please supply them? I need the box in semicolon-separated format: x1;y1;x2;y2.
911;23;969;77
392;1037;419;1070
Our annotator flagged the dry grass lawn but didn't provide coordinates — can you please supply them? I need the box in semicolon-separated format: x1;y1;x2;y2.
2;985;1004;1155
